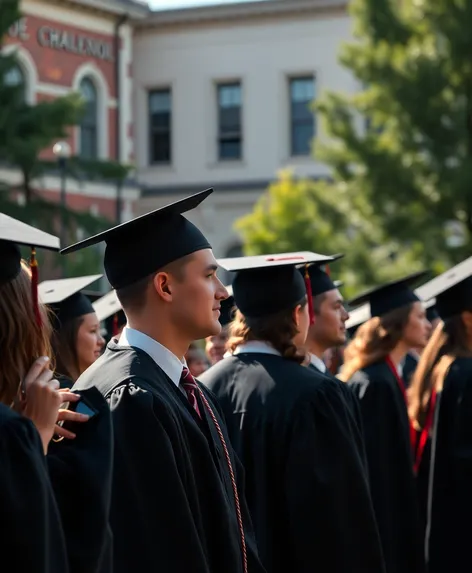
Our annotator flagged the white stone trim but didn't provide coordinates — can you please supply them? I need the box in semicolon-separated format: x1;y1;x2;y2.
72;62;110;159
2;43;38;104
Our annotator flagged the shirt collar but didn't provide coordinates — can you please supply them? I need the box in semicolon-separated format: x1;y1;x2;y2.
309;353;327;373
233;341;281;357
118;327;184;387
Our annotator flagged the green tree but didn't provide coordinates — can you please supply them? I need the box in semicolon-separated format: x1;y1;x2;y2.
237;0;468;290
236;170;423;297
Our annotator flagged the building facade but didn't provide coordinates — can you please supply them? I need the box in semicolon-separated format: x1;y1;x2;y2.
3;0;147;222
133;0;354;259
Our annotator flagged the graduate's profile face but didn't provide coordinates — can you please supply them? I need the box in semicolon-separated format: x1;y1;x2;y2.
76;312;105;376
169;249;228;339
309;289;349;349
402;302;431;349
293;302;310;347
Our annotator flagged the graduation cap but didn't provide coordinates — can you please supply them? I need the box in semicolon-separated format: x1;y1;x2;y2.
218;251;335;323
303;254;344;297
348;271;428;319
415;256;472;320
61;189;213;289
39;274;102;328
0;213;60;326
219;285;235;327
93;290;126;336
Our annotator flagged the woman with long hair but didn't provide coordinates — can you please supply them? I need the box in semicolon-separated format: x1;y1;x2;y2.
39;275;105;386
340;272;431;573
0;218;76;572
408;265;472;573
201;253;385;573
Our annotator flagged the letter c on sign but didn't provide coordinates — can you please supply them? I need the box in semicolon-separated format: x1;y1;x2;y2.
37;26;50;46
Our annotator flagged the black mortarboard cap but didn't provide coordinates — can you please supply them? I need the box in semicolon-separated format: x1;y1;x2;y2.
60;189;213;289
415;256;472;320
39;275;102;327
218;251;335;319
0;213;60;284
348;271;428;318
0;213;60;326
219;285;235;327
303;255;344;296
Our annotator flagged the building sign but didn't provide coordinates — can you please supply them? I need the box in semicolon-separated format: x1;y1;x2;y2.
8;18;114;62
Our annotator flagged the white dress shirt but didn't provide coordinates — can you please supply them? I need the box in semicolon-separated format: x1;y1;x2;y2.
309;353;327;374
118;326;185;389
233;340;281;357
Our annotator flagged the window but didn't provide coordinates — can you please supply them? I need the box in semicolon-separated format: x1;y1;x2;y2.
217;83;242;160
79;77;98;159
5;63;25;100
289;76;315;156
149;89;171;164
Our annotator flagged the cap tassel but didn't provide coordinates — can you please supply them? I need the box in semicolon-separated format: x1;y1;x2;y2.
112;313;119;337
304;264;315;325
30;248;42;328
325;264;331;277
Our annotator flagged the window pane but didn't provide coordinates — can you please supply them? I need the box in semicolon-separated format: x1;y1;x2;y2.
5;64;24;87
79;77;98;159
149;88;172;164
217;83;242;160
290;76;315;156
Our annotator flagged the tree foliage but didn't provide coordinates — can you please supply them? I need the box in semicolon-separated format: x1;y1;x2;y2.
237;0;471;290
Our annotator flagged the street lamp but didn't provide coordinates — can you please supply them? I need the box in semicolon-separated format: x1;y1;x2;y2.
53;141;71;276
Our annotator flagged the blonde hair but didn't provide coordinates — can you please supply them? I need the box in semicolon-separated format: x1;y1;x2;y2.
339;304;413;382
408;315;471;430
0;261;54;406
227;305;307;364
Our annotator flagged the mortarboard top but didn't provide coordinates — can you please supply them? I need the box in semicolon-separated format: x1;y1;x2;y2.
414;256;472;320
61;189;213;290
219;285;235;327
93;290;122;322
348;270;428;319
39;274;102;327
218;251;335;320
0;213;60;284
303;254;344;297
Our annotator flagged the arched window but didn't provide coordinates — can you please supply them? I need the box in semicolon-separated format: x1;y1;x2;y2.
79;77;98;159
5;63;26;100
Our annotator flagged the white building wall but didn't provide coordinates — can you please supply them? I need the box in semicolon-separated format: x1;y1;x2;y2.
133;4;356;254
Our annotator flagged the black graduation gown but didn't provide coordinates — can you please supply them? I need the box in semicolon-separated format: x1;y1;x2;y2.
0;403;69;573
426;357;472;573
200;352;385;573
48;387;114;573
402;353;419;389
73;341;264;573
348;361;425;573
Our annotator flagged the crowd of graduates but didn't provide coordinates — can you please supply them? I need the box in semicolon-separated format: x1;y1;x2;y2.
1;187;471;572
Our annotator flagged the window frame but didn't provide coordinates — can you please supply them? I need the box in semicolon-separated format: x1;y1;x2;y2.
289;75;315;157
79;76;99;160
216;82;243;161
148;87;172;166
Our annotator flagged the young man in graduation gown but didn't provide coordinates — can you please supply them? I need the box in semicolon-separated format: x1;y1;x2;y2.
200;253;385;573
61;189;264;573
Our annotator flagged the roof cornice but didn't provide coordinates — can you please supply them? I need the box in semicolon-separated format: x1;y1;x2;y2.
135;0;347;30
54;0;150;19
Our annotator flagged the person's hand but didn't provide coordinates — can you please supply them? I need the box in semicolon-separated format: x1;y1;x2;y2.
54;390;90;440
21;356;62;454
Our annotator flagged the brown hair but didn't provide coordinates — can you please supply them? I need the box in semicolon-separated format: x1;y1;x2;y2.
339;303;414;381
51;315;85;382
0;261;53;406
408;315;472;430
227;302;308;364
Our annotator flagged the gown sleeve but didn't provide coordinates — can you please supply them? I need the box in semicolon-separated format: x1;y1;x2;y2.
284;388;385;573
0;413;69;573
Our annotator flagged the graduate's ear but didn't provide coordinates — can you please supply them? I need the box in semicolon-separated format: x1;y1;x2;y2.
153;271;174;302
293;304;304;328
461;310;472;333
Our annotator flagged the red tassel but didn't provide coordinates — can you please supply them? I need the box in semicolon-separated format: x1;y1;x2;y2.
304;264;315;325
30;248;42;328
112;313;119;337
325;264;331;277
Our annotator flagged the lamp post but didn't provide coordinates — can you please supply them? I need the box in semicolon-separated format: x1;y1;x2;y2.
53;141;71;276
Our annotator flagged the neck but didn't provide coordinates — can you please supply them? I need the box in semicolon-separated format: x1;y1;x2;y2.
306;339;327;361
389;341;410;368
127;317;190;361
